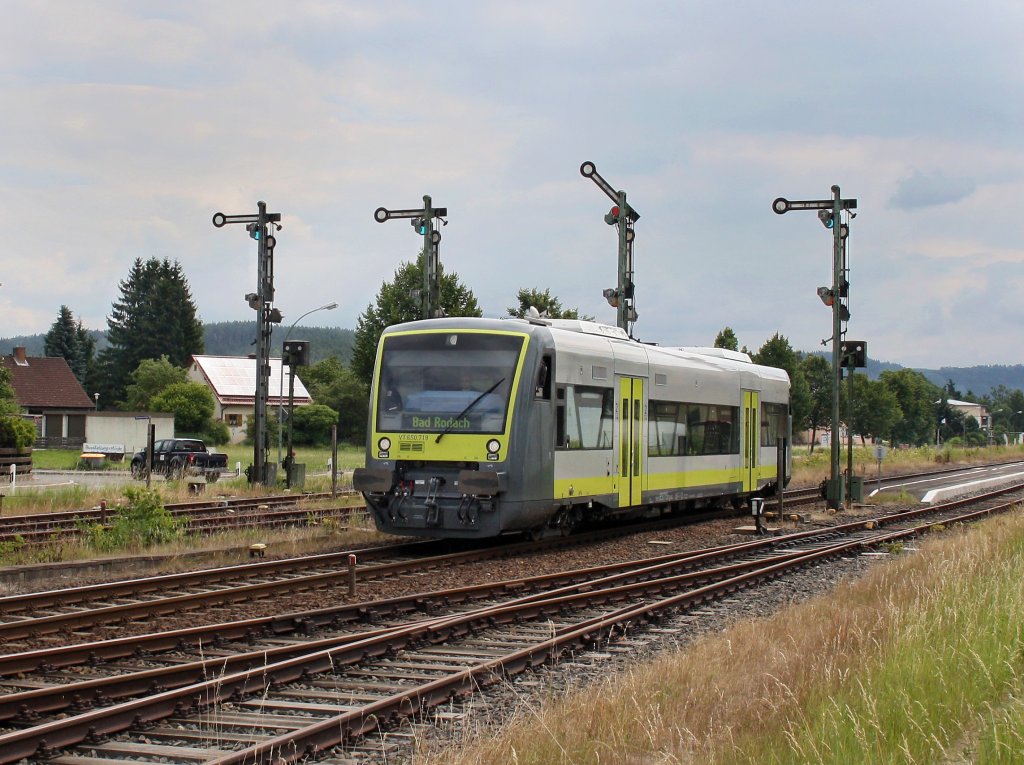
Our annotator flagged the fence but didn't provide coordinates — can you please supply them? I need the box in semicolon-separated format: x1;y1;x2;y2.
0;448;32;477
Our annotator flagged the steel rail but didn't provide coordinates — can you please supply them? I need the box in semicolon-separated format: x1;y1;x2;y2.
3;492;1020;763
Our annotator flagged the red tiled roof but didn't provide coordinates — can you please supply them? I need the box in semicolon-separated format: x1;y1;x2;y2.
1;353;96;410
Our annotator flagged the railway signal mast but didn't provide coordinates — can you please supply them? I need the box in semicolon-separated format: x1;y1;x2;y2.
772;186;857;510
374;196;448;320
212;201;283;486
580;161;640;336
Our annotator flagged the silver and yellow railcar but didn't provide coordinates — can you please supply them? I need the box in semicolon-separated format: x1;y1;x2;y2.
354;317;791;539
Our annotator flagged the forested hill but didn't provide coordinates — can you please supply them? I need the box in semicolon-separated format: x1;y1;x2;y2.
0;322;354;365
201;321;354;363
915;365;1024;398
807;355;1024;398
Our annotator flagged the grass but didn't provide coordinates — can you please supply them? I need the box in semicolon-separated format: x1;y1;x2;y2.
422;510;1024;765
789;442;1024;489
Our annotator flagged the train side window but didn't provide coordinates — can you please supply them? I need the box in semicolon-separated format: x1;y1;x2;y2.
535;356;552;400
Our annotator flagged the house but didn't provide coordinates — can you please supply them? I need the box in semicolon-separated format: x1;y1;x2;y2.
945;398;987;428
187;355;312;444
2;346;95;448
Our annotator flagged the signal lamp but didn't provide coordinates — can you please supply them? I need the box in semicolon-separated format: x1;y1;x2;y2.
411;217;428;235
816;286;834;306
603;287;619;308
818;209;835;229
604;206;620;226
246;223;263;240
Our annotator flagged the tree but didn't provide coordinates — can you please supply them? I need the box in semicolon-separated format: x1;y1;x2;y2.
879;369;941;446
801;354;833;452
507;288;594;321
299;357;370;444
150;381;215;434
123;356;187;411
44;305;94;386
98;258;204;408
846;374;901;444
713;327;739;351
351;257;481;381
291;403;341;445
0;366;19;416
0;367;35;448
752;333;811;437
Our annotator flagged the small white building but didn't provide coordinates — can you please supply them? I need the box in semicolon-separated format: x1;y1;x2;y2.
187;355;312;444
85;411;175;457
943;398;987;428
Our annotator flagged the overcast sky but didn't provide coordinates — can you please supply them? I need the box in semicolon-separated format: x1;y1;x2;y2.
3;1;1022;368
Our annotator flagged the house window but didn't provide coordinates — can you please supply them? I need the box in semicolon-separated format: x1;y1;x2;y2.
225;414;243;427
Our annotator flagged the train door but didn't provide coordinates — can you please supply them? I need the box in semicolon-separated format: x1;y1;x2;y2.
742;390;759;493
617;377;645;507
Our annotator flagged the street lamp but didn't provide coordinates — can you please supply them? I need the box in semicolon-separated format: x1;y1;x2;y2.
276;301;338;471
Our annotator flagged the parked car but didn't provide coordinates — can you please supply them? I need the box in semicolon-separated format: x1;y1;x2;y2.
131;438;228;483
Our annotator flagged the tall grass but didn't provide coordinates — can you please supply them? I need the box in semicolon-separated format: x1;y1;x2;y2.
424;511;1024;765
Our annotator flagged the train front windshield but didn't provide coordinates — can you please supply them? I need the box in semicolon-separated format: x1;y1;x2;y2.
375;332;526;435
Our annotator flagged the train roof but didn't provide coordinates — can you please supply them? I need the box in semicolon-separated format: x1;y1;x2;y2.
379;317;789;384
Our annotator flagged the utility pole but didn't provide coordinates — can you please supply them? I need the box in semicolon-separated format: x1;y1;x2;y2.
374;196;447;320
772;187;857;510
580;161;640;336
212;202;283;486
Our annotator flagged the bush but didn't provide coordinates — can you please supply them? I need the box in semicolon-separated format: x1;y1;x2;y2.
81;487;187;552
0;416;36;449
202;419;231;445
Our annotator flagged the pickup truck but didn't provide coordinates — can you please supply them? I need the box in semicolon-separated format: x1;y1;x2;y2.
130;438;229;483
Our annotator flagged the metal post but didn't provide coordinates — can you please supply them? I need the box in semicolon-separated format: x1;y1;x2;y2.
580;162;640;337
253;201;273;486
829;185;843;509
421;195;433;320
846;365;854;508
146;423;155;489
776;438;786;516
331;424;338;497
373;200;445;320
285;362;296;488
616;190;629;333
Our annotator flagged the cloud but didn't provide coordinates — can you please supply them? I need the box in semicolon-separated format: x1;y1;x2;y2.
889;170;976;210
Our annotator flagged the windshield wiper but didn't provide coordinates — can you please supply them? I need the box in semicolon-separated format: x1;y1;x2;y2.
435;377;505;443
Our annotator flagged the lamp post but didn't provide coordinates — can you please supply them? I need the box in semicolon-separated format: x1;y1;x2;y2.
277;302;338;471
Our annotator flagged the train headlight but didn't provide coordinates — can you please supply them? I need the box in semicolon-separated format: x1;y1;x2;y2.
378;437;392;452
486;439;501;455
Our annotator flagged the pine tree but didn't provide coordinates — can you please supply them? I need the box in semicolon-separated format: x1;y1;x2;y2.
98;257;204;408
43;305;93;386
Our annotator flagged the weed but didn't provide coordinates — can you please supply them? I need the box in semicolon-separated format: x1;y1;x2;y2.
82;487;187;553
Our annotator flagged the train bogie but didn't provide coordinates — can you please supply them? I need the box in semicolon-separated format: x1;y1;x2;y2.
354;317;791;539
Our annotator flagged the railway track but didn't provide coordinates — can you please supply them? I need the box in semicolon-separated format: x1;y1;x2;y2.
0;493;361;547
0;459;1004;548
0;483;1020;763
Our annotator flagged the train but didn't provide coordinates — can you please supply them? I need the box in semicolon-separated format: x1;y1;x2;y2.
353;316;791;539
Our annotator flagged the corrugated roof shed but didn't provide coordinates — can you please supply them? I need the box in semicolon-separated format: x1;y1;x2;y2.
189;355;312;405
1;347;95;409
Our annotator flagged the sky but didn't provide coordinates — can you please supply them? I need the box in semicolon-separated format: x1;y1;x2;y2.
2;1;1023;368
